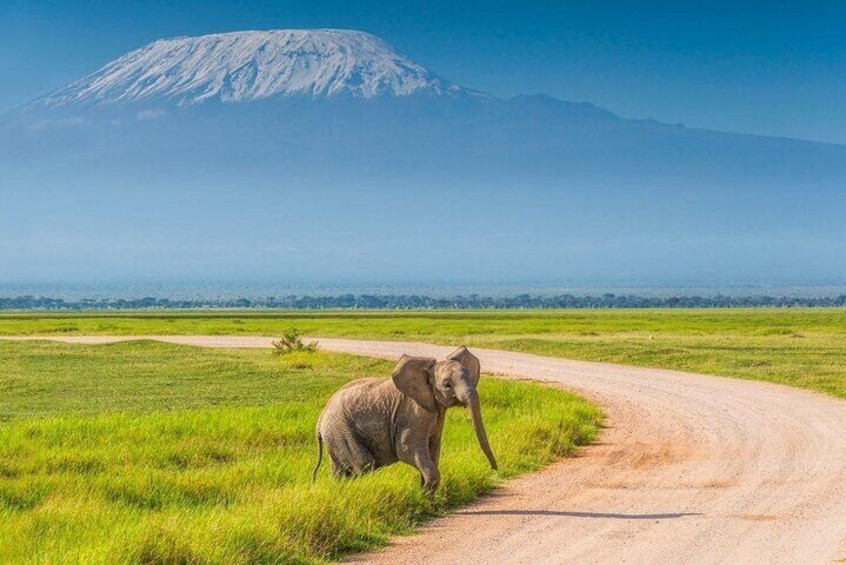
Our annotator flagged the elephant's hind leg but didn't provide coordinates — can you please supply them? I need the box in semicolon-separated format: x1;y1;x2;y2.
328;453;352;478
328;436;378;478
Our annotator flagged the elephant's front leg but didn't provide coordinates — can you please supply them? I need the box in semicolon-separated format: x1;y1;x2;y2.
414;449;440;494
399;436;440;494
429;430;442;469
428;411;446;471
413;434;443;491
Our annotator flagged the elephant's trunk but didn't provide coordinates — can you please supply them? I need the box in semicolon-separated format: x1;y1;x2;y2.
464;388;498;471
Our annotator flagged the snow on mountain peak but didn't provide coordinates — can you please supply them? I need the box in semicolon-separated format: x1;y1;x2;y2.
34;29;471;108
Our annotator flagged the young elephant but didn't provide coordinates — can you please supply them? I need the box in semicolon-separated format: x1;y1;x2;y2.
312;346;497;492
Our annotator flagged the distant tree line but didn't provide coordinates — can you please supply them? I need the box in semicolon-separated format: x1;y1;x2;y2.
1;293;845;311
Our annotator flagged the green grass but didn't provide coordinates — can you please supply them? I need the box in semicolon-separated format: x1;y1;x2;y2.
2;309;844;398
0;340;601;564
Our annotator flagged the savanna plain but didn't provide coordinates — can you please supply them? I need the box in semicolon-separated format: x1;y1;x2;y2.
1;308;844;564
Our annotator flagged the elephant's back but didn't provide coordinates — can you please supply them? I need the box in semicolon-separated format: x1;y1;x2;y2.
319;378;395;422
336;377;384;394
317;378;386;426
322;378;384;412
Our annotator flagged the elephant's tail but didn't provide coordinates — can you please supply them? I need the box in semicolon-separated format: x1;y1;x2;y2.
312;432;324;483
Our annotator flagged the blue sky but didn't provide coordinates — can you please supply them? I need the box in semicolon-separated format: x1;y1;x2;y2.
1;0;844;144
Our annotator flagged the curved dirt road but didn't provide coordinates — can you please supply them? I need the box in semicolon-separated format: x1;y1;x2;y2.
5;335;846;564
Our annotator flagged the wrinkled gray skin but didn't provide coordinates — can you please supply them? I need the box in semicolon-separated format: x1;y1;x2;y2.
312;346;497;492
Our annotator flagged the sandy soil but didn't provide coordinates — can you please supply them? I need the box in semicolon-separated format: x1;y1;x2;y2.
4;335;845;564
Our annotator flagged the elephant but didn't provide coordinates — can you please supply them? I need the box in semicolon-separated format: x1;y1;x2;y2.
312;346;497;492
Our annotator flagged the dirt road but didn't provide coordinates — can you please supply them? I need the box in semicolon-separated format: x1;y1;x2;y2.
5;335;846;564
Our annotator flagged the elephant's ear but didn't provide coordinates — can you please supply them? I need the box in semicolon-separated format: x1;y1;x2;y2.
447;346;481;386
391;355;437;413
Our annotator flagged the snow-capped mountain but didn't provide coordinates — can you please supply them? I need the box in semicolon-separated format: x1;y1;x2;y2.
2;29;845;285
27;29;471;109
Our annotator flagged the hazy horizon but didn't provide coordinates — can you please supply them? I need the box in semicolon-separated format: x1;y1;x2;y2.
2;280;845;302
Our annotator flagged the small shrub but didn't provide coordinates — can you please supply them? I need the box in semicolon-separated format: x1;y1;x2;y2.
272;329;318;355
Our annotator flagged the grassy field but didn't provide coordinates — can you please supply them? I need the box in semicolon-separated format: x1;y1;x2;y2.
1;308;844;398
0;340;601;564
